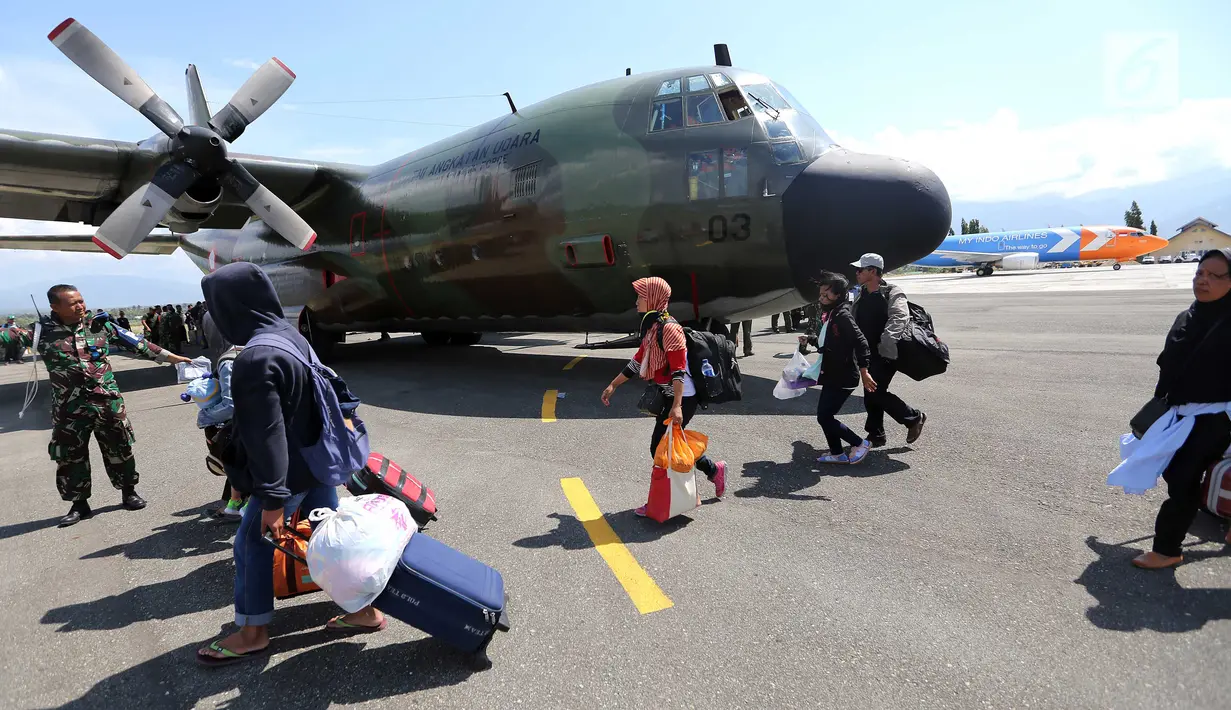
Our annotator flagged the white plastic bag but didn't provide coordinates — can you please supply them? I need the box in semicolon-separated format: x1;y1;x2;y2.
773;351;814;400
175;356;212;383
305;494;415;612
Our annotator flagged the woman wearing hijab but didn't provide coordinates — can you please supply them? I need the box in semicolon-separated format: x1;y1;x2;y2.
1131;248;1231;569
601;277;727;514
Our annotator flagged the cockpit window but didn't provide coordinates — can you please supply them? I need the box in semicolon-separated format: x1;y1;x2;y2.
771;141;805;164
687;75;710;92
709;73;732;88
656;79;681;96
649;98;684;132
742;83;791;115
764;119;792;139
772;82;812;117
686;93;725;126
718;89;753;120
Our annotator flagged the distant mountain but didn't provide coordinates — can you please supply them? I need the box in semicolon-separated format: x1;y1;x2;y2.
951;167;1231;237
0;275;203;313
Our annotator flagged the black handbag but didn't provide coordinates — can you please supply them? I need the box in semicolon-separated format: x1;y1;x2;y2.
1130;396;1171;439
637;383;672;417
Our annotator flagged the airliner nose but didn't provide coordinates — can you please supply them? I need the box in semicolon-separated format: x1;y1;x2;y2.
781;147;951;298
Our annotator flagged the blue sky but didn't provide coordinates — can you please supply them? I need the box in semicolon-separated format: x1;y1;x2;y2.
1;0;1228;287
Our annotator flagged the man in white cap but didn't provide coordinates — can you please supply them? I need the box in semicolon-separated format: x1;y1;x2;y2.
850;253;926;447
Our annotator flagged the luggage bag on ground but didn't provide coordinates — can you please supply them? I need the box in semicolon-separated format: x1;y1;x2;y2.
345;452;439;528
1202;458;1231;518
372;533;510;669
266;518;323;600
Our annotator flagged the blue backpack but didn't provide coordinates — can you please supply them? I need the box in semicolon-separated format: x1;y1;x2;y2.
246;332;369;487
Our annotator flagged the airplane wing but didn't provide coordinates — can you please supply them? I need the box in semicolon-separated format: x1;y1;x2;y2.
0;128;368;246
930;250;1007;265
0;231;180;254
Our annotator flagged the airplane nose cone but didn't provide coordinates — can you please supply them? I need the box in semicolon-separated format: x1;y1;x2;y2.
1145;235;1169;253
781;147;951;298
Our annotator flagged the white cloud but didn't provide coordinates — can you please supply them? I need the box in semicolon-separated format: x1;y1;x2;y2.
226;59;263;71
829;98;1231;203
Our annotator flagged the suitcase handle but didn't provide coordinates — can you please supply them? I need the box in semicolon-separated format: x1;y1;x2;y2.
262;529;309;564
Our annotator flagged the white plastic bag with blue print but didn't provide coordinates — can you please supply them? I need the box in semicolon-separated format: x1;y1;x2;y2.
773;351;814;400
305;494;415;612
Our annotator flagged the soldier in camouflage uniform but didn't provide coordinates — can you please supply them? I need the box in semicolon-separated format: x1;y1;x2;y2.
26;285;191;527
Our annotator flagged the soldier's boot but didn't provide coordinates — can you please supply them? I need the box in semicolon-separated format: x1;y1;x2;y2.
59;500;93;528
122;487;146;511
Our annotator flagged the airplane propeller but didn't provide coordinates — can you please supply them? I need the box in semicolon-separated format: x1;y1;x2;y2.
47;18;316;259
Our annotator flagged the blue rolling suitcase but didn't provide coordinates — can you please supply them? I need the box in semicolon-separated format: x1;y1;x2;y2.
373;533;510;669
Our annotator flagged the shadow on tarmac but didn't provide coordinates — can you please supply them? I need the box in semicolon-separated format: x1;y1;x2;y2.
1075;522;1231;634
513;506;704;551
324;335;864;421
0;505;124;541
80;505;236;562
52;602;477;709
734;440;912;501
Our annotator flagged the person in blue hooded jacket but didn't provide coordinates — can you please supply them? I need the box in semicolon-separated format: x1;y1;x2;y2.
195;262;385;667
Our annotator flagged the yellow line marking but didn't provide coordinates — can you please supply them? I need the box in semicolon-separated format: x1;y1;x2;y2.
694;241;714;248
560;477;673;615
541;390;558;422
563;355;586;370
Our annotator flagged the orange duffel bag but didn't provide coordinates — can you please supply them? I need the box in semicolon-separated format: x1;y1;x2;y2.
268;515;323;600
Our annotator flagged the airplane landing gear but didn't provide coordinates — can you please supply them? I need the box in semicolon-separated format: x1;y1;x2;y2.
1113;263;1122;271
976;266;994;277
298;307;342;360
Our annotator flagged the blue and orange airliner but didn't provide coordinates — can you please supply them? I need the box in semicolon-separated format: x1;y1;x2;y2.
913;225;1168;276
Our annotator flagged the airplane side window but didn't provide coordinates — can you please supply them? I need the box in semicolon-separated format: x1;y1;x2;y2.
771;140;805;164
656;79;682;96
686;93;725;126
688;150;720;201
687;75;710;92
718;88;753;121
723;148;749;197
650;98;684;132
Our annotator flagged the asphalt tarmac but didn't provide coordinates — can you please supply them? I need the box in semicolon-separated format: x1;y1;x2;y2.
1;268;1226;710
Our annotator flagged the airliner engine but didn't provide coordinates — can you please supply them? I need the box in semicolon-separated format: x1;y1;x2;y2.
1001;253;1040;270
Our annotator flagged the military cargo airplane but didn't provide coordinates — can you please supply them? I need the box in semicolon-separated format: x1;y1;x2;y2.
913;225;1167;276
0;18;952;355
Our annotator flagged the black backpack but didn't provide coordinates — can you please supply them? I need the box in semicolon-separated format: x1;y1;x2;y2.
895;300;950;381
656;319;742;406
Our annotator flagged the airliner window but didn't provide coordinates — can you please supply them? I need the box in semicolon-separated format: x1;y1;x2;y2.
656;79;681;96
650;98;684;132
709;73;732;88
688;150;721;201
687;75;710;92
771;140;805;164
723;148;749;197
686;93;725;126
765;119;792;139
718;88;753;120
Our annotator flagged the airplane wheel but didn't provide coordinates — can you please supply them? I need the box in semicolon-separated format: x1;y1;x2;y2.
1113;263;1122;271
450;332;483;346
298;308;338;360
420;331;452;346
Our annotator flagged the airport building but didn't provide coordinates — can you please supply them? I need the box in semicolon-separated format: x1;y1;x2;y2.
1155;217;1231;257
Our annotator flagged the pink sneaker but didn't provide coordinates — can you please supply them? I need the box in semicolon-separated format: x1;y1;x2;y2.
713;461;727;498
634;505;648;517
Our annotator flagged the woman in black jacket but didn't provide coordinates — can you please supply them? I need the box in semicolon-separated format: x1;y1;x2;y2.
1133;248;1231;569
801;271;879;464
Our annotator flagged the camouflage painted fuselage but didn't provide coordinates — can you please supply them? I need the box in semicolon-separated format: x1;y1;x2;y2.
176;65;950;335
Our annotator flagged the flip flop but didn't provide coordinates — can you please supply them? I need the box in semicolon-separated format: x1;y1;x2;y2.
326;615;388;633
195;640;270;667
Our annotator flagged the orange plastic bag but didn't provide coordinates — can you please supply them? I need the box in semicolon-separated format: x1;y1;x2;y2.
654;421;709;473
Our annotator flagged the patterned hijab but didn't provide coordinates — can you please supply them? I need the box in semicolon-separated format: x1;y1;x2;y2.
633;277;686;379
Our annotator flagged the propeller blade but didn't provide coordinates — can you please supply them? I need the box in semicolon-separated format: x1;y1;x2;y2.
48;18;184;137
209;58;296;142
219;161;316;250
93;162;200;259
185;64;211;127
